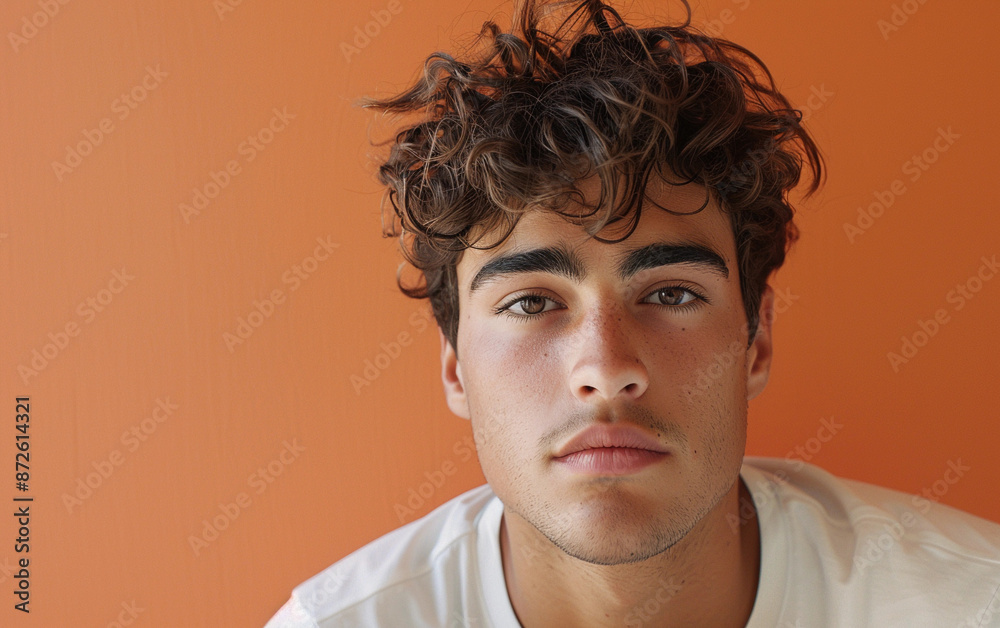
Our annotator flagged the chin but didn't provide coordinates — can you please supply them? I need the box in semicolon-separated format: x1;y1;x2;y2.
540;500;695;565
550;525;684;566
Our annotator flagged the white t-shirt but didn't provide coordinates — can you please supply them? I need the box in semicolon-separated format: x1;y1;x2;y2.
265;457;1000;627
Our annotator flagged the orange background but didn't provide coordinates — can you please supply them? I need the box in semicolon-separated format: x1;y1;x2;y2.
1;0;998;625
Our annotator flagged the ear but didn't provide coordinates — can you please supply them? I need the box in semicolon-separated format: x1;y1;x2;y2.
439;327;471;419
746;284;775;401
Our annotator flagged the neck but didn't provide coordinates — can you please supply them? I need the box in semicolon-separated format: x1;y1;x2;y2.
500;477;761;628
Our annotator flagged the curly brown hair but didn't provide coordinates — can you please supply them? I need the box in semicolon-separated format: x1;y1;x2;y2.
362;0;824;359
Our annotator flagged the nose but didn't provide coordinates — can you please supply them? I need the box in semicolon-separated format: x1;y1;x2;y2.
567;304;649;402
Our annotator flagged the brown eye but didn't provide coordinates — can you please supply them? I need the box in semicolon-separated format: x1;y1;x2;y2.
494;292;562;321
518;296;547;315
642;285;706;309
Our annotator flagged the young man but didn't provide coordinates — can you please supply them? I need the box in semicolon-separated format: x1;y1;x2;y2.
267;1;1000;625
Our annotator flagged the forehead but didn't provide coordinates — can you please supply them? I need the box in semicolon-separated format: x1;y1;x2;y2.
456;179;736;291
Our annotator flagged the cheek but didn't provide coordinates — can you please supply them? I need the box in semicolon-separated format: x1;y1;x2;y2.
462;330;558;462
673;336;750;450
669;329;748;398
466;326;561;402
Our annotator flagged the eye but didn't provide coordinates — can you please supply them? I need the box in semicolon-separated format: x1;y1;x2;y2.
494;292;562;322
642;285;707;309
493;284;709;322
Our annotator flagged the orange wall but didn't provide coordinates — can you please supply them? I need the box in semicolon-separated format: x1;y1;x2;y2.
1;0;998;625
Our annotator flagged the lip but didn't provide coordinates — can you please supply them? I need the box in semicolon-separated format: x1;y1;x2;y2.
553;424;668;458
555;447;668;475
552;424;670;476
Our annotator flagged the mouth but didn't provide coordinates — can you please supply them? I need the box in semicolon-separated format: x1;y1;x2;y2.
551;421;671;476
553;446;669;476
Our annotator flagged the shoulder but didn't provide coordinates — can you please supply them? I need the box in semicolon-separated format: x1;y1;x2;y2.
742;456;1000;560
265;483;499;628
742;456;1000;626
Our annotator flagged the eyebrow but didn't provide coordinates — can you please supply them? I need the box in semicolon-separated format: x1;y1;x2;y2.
468;240;730;295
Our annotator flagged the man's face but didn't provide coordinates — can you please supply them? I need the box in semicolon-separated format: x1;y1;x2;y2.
439;178;774;565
